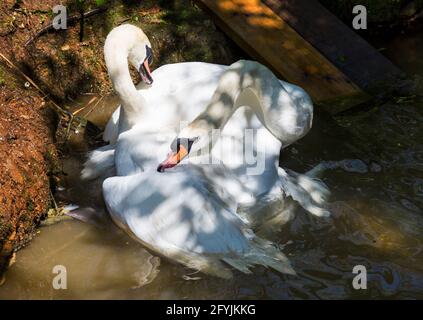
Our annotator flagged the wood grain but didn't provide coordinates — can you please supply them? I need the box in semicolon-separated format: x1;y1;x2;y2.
263;0;401;90
196;0;369;113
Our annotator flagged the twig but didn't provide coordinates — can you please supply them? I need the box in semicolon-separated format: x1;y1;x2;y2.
49;188;59;212
25;7;107;47
409;9;423;24
72;96;97;116
82;95;104;119
14;8;50;15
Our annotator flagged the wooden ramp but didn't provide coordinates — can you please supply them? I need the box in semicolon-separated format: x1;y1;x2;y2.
196;0;401;113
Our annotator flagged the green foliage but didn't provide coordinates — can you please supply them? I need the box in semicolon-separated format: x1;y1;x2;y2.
95;0;106;6
74;0;106;9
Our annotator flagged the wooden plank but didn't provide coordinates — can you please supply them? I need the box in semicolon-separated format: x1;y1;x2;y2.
263;0;402;90
196;0;368;113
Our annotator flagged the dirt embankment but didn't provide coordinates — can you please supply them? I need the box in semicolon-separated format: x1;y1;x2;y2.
0;71;57;276
0;0;239;277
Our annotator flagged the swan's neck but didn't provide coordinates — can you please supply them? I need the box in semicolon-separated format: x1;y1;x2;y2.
107;52;147;133
195;63;270;131
193;60;310;147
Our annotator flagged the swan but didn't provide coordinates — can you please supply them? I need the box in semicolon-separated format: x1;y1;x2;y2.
82;24;297;278
80;25;329;278
157;60;330;219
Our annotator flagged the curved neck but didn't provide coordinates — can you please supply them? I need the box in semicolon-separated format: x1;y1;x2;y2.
194;61;305;146
105;41;147;133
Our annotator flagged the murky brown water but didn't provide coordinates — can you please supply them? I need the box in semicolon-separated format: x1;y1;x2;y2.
1;34;422;300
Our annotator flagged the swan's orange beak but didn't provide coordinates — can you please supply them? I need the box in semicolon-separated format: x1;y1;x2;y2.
139;59;153;85
157;145;189;172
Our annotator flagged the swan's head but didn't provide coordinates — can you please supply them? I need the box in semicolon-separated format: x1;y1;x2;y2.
157;120;212;172
105;24;154;85
131;41;154;85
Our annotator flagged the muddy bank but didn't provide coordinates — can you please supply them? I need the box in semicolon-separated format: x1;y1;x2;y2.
0;66;57;277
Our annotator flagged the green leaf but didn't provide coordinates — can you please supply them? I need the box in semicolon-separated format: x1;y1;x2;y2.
95;0;106;6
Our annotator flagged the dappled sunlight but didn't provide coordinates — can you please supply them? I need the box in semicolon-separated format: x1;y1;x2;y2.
1;0;422;301
4;96;423;299
202;0;363;105
217;0;283;30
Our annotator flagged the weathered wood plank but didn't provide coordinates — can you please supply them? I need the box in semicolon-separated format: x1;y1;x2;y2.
263;0;402;90
196;0;368;113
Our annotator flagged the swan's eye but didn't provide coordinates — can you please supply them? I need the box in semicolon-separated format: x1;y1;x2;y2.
171;137;198;153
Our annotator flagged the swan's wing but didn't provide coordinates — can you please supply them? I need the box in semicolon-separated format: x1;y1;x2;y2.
114;130;174;176
278;167;331;217
103;167;247;254
138;62;228;128
148;62;227;95
212;108;283;200
103;166;294;277
103;106;120;144
279;80;314;139
81;144;116;180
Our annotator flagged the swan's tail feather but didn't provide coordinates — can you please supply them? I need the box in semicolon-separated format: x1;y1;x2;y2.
237;196;294;231
160;236;295;278
223;237;296;276
161;250;235;279
81;144;116;180
185;256;234;279
121;230;236;280
222;258;254;274
278;167;331;217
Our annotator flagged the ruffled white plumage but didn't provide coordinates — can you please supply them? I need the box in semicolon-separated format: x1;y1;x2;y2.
81;25;329;278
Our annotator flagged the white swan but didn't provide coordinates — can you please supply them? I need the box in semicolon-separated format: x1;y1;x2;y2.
81;25;332;278
158;60;330;218
84;25;298;278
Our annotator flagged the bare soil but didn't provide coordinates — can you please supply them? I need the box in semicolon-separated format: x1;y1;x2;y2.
0;74;57;276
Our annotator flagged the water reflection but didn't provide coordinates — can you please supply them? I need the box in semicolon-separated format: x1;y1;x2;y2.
0;220;160;299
